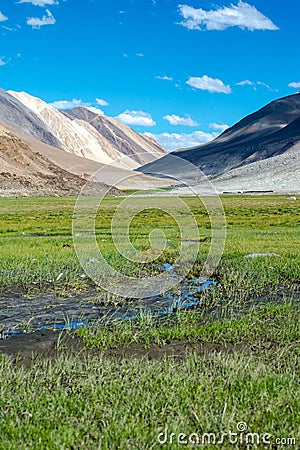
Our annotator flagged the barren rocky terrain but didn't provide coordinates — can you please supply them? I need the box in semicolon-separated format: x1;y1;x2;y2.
8;90;167;168
0;124;119;196
139;93;300;193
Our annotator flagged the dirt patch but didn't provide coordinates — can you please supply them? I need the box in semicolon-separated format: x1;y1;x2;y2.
0;329;249;368
105;340;248;361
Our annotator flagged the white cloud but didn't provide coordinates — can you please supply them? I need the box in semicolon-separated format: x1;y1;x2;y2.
155;75;173;81
96;98;109;106
236;79;254;86
178;1;278;31
26;9;56;28
236;79;273;91
1;26;16;32
49;98;106;114
257;81;272;90
0;11;8;22
288;82;300;89
163;114;199;127
18;0;58;6
136;53;144;57
187;75;231;94
209;123;229;132
49;98;90;109
0;57;6;66
86;106;105;115
144;130;218;151
115;110;156;127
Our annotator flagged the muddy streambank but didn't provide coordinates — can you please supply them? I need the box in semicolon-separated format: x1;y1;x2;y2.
0;264;215;338
0;328;251;369
1;284;299;367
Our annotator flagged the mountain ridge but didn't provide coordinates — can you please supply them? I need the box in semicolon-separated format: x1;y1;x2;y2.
7;90;167;169
139;93;300;182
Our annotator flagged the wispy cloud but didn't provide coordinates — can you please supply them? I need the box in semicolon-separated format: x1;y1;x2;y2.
209;123;229;132
0;57;7;66
155;75;173;81
136;53;144;57
96;98;109;106
187;75;231;94
236;79;254;87
236;79;274;91
115;110;156;127
257;81;272;90
288;82;300;89
164;114;199;127
0;11;8;22
49;98;90;109
178;1;278;31
26;9;56;29
18;0;58;6
1;26;17;32
144;130;218;151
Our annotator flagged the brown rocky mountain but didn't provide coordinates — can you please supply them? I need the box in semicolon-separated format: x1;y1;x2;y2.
0;124;119;197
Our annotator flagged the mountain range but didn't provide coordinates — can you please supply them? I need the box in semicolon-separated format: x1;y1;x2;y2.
0;89;299;196
0;89;169;195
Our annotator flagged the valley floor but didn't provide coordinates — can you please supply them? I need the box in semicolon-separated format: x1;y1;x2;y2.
0;194;299;448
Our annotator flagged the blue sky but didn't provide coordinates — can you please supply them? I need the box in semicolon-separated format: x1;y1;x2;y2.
1;0;300;150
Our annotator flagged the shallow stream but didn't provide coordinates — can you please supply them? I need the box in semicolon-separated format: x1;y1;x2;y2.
0;264;215;338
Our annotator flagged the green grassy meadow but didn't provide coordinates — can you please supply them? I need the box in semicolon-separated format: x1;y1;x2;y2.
0;194;299;448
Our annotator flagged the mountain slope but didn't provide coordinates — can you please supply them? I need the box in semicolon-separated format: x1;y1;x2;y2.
63;107;167;166
0;123;118;196
171;143;300;194
7;91;167;169
211;143;300;193
7;90;129;166
0;89;61;149
139;93;300;179
2;121;174;190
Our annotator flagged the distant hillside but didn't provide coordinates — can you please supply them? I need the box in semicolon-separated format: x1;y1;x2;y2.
0;124;119;197
7;90;167;169
139;93;300;181
63;107;167;166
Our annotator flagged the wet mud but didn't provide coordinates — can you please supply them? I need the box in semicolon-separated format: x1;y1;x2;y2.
0;264;215;338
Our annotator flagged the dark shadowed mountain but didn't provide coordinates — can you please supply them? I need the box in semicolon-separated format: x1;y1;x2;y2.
139;93;300;179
